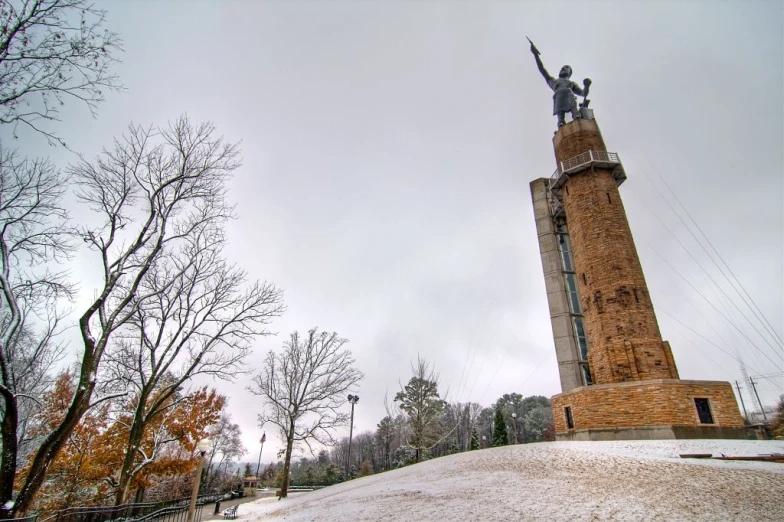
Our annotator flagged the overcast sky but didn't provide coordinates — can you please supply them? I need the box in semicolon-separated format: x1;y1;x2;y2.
2;0;782;465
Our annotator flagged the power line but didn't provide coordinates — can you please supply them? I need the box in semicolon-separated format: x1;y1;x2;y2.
643;242;781;372
634;152;783;350
657;308;765;376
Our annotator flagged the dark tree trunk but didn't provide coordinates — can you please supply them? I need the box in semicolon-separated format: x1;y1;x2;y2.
0;391;19;519
116;393;150;506
12;381;93;516
279;421;295;498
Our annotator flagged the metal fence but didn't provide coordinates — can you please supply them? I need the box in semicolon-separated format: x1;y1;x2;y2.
5;516;38;522
131;504;204;522
40;494;220;522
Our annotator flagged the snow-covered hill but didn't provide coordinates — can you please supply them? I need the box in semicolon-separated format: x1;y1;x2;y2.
236;439;784;521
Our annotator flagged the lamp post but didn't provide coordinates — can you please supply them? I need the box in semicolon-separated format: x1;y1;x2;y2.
187;438;211;522
346;394;359;478
481;435;486;449
511;412;519;444
255;432;267;482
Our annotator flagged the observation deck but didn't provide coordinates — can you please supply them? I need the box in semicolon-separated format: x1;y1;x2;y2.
547;150;626;218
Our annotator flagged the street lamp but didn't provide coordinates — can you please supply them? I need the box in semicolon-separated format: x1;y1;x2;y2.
187;438;211;522
346;394;359;478
511;412;519;444
481;435;486;449
255;432;267;482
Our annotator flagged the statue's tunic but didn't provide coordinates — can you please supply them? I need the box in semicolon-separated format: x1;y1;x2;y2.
548;77;580;115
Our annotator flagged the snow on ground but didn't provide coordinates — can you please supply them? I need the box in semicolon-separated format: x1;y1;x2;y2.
235;440;784;521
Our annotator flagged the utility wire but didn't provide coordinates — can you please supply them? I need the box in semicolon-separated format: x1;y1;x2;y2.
644;243;781;372
635;152;783;350
628;182;781;358
658;308;765;376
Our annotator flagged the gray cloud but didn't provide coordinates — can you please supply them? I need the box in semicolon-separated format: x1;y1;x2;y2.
2;0;781;463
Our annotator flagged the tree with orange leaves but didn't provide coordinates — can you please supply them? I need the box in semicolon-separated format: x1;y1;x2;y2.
17;371;112;513
95;384;226;504
18;376;226;512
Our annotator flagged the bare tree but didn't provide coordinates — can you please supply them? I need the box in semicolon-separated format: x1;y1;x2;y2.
0;147;74;517
0;0;123;145
204;413;245;491
103;221;283;504
11;115;245;515
249;328;363;498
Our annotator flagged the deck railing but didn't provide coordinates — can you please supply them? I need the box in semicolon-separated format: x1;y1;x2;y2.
550;150;622;186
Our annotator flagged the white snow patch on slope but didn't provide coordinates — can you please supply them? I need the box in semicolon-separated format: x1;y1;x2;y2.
234;440;784;521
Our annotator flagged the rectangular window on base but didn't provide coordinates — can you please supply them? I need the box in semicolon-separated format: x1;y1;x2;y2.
694;398;714;424
565;406;574;429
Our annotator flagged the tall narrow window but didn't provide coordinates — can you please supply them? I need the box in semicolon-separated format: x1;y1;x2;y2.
564;273;581;313
572;317;589;360
565;407;574;429
557;233;574;272
580;363;593;386
694;398;714;424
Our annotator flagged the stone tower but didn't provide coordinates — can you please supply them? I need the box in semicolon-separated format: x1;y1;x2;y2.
530;118;747;441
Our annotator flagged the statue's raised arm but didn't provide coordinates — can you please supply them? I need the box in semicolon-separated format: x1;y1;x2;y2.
527;37;593;128
528;37;553;86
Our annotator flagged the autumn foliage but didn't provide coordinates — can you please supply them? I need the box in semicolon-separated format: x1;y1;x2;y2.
17;372;226;513
17;372;111;512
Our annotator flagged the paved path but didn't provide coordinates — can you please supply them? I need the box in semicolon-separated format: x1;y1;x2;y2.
198;489;315;520
199;493;270;520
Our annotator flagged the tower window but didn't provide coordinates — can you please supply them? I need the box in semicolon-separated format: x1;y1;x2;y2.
694;398;714;424
564;273;581;313
565;407;574;429
572;316;589;360
580;363;593;386
557;233;574;272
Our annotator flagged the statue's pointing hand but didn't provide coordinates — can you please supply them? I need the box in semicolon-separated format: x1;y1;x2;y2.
527;37;540;56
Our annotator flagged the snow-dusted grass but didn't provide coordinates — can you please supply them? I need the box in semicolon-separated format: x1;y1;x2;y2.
235;440;784;521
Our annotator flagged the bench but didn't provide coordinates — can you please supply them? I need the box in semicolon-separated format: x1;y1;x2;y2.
223;505;238;519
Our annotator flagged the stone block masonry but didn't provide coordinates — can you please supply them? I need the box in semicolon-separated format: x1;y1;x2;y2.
530;118;746;440
551;380;747;440
554;119;678;385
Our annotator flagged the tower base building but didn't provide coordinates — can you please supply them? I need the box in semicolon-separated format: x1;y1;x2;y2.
530;118;747;441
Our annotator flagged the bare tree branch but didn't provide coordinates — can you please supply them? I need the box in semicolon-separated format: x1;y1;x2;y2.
0;144;73;517
249;328;363;498
11;115;248;516
103;220;283;504
0;0;124;146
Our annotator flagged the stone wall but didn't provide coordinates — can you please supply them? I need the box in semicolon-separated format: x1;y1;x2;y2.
554;119;678;384
552;118;607;164
551;380;745;434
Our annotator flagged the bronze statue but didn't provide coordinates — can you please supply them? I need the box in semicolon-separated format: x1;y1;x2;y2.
528;37;591;128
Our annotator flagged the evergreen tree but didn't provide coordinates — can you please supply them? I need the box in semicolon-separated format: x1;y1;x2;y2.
244;462;252;477
394;357;447;463
492;408;508;447
469;428;479;450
